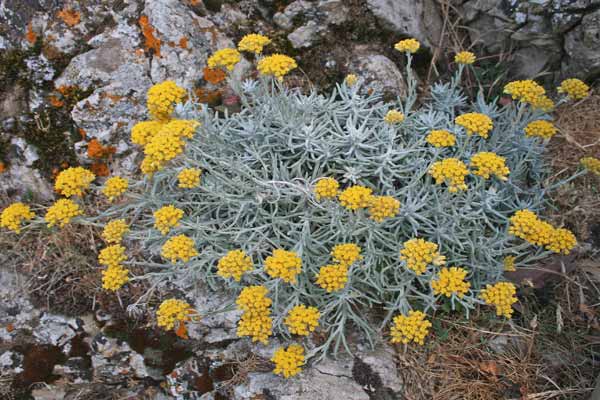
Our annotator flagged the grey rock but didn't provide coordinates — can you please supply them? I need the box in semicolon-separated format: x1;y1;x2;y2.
33;313;79;348
562;8;600;79
318;0;350;25
348;46;408;98
273;1;314;30
511;46;560;78
357;345;403;394
288;20;325;48
31;387;67;400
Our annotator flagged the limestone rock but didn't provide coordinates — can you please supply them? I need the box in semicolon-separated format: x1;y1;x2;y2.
348;46;408;99
562;8;600;79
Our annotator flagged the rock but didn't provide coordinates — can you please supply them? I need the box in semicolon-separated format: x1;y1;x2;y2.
273;1;313;30
33;314;79;348
348;46;408;99
31;386;67;400
288;20;325;49
562;8;600;79
91;333;149;382
54;357;93;383
511;46;560;78
355;345;403;395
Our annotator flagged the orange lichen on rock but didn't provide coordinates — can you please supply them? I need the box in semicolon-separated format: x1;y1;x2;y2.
91;162;110;177
0;162;6;173
48;95;65;108
139;15;161;57
179;37;189;49
26;22;37;44
203;67;226;85
87;139;116;159
57;8;81;27
195;87;222;105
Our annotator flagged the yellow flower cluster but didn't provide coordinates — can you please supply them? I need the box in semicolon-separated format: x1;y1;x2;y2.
238;33;271;54
390;310;431;345
102;176;128;201
316;264;348;292
429;158;469;193
161;234;198;263
581;157;600;176
454;51;476;65
178;168;202;189
480;282;517;318
1;203;35;233
503;256;516;272
272;344;305;378
102;219;129;244
384;110;405;124
217;249;253;281
98;244;126;268
331;243;362;266
400;238;446;275
547;228;577;255
557;78;589;100
426;130;456;147
394;38;420;53
455;113;493;138
236;285;273;344
470;152;510;181
140;157;163;175
431;267;471;298
45;198;82;228
131;120;166;147
503;80;554;111
54;167;95;197
101;265;129;291
524;120;557;139
153;205;184;235
264;249;302;283
368;195;400;222
257;54;298;80
207;48;241;71
509;210;577;254
157;298;192;331
144;132;185;168
147;80;187;121
162;119;200;139
284;304;320;336
345;74;358;86
314;177;339;200
338;185;373;210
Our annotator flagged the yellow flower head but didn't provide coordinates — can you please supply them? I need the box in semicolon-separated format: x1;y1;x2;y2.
178;168;202;189
429;158;469;193
557;78;589;100
345;74;358;86
508;209;554;247
98;244;126;268
272;344;305;378
470;152;510;181
331;243;362;267
503;80;554;111
147;80;187;121
431;267;471;298
284;305;320;336
454;51;476;65
390;310;431;345
208;48;242;71
480;282;517;318
140;157;164;175
160;119;200;140
131;120;166;147
426;130;456;147
45;198;82;228
217;249;253;281
264;249;302;283
238;33;271;54
400;238;446;275
524;120;557;139
102;265;129;291
102;219;129;244
54;167;95;197
315;264;348;292
368;195;400;222
338;185;373;210
144;131;186;165
547;228;577;255
157;298;192;331
153;205;184;235
394;38;420;53
236;285;272;343
161;234;198;263
503;256;516;272
257;54;297;80
236;285;272;314
314;177;339;201
455;113;493;138
384;110;405;124
1;203;35;233
102;176;128;201
581;157;600;176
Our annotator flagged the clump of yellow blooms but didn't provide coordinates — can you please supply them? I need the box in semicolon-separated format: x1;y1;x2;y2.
345;74;358;86
238;33;271;54
131;120;166;147
503;80;554;111
524;120;558;139
400;238;446;275
257;54;298;80
264;249;302;284
368;195;400;222
394;38;420;53
102;176;128;202
98;244;126;268
581;157;600;176
338;185;373;210
455;113;493;138
54;167;95;197
217;249;253;281
384;110;405;124
284;305;320;336
153;205;184;235
147;80;187;121
45;198;82;228
331;243;362;266
390;310;431;345
316;264;348;292
547;228;577;255
454;51;476;65
208;48;242;71
508;209;554;247
157;298;192;331
429;158;469;193
178;168;202;189
480;282;517;318
236;285;273;343
503;256;516;272
101;265;129;291
161;234;198;263
557;78;589;100
470;152;510;181
1;203;35;233
144;131;186;166
101;219;129;244
236;285;272;313
160;119;200;139
426;130;456;147
431;267;471;298
272;344;305;378
314;177;340;200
